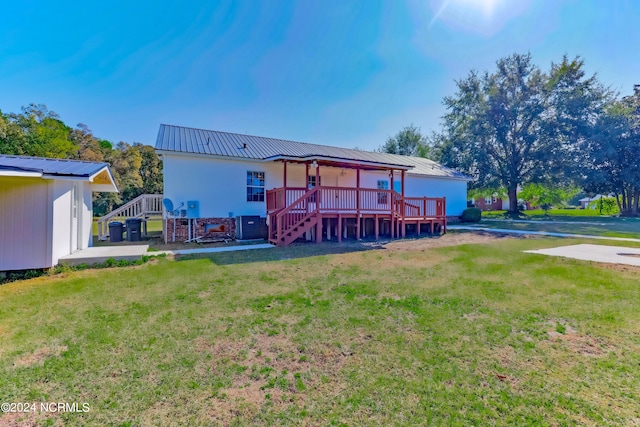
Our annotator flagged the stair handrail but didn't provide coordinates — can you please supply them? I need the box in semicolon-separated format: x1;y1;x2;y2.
275;187;319;242
97;194;163;240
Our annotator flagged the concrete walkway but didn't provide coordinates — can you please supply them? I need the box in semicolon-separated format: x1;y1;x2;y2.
448;225;640;243
157;243;274;256
60;245;150;266
525;244;640;267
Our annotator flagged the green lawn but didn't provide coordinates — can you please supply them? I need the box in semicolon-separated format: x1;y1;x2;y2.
2;236;640;425
463;217;640;239
482;209;620;218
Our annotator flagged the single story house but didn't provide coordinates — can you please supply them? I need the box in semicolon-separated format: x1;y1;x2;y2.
579;195;605;209
0;155;118;271
155;124;470;246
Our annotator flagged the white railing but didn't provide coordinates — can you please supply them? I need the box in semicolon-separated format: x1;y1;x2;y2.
97;194;163;240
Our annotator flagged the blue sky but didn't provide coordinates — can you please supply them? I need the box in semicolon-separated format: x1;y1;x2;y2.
1;0;638;150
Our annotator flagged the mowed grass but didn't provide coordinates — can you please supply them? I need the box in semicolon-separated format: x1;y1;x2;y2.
1;236;640;426
463;218;640;239
482;209;620;218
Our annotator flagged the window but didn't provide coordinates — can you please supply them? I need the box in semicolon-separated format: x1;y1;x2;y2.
307;175;320;202
307;175;319;189
247;171;265;202
485;196;492;205
377;180;389;204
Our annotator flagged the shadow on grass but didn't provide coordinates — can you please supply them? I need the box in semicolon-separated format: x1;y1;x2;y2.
174;239;391;265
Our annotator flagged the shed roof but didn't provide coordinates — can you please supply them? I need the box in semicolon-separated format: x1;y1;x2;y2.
0;155;118;192
155;124;469;180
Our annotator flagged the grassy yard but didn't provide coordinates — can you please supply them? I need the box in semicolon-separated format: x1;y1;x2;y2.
2;235;640;426
463;217;640;239
482;209;621;219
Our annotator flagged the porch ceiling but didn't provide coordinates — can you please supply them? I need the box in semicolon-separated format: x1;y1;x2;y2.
263;154;414;172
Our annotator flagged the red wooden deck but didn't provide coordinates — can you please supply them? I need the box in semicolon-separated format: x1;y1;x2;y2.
266;186;446;246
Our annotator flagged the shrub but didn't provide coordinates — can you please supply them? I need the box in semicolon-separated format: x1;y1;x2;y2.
461;208;482;222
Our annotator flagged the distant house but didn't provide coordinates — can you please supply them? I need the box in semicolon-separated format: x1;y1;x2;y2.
155;125;470;246
579;195;603;209
0;155;118;271
470;195;504;211
470;194;533;211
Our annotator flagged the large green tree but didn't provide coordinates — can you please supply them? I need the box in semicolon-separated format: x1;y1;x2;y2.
583;89;640;216
378;124;430;157
0;104;164;216
437;53;608;213
1;104;76;158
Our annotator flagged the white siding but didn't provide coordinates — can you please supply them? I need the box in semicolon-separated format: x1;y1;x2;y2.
50;180;73;265
0;178;51;270
162;154;468;218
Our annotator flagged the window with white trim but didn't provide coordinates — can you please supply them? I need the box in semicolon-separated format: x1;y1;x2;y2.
377;180;389;204
246;171;265;202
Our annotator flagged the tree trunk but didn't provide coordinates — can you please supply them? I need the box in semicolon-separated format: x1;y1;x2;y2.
508;185;519;213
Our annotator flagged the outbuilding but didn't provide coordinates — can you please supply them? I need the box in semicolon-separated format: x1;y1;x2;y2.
0;155;118;271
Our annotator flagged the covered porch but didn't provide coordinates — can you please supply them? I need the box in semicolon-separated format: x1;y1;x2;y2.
264;156;446;246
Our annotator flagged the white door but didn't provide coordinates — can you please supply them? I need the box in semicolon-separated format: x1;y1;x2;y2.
70;183;81;252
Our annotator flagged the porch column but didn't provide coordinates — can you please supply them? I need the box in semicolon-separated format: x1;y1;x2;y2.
390;169;395;239
356;167;361;240
401;170;406;238
315;163;320;209
283;160;287;190
305;162;309;189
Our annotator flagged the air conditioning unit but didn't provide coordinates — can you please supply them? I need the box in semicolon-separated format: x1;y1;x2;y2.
236;216;267;240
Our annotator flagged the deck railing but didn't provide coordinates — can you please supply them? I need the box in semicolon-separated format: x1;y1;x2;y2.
266;187;445;219
267;187;307;212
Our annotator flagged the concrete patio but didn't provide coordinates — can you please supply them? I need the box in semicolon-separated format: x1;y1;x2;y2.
524;244;640;267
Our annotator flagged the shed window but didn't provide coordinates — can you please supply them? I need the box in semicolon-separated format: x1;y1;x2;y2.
247;171;265;202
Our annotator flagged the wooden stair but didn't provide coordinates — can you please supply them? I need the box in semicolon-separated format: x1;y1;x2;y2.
269;187;319;247
97;194;163;240
274;214;318;246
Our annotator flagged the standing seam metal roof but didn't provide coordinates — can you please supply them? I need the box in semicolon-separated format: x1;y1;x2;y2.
155;124;470;179
0;154;110;177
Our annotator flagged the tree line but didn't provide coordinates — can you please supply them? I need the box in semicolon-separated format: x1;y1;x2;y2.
380;53;640;216
0;104;162;216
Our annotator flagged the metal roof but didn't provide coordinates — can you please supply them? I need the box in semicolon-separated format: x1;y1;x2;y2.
0;154;111;177
155;124;469;180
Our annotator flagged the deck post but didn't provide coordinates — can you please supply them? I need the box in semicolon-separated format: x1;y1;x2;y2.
356;167;361;241
375;214;379;240
277;215;282;246
423;197;427;219
316;213;322;243
338;214;342;242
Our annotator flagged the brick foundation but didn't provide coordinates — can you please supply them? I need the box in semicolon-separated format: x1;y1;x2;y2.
164;217;236;242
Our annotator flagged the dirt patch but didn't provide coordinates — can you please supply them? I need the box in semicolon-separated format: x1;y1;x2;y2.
0;411;57;427
382;231;515;252
545;321;609;357
13;345;68;368
196;333;351;419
